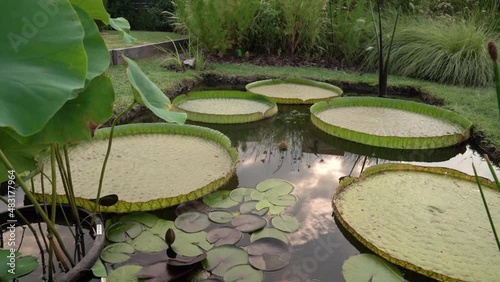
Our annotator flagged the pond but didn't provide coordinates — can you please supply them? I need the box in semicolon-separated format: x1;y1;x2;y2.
1;91;499;282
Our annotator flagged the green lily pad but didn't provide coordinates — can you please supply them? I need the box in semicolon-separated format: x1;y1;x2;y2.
149;219;176;237
223;265;264;282
342;254;403;282
231;214;267;233
107;265;142;282
131;230;168;253
246;238;291;271
207;227;243;247
255;179;294;194
208;211;234;224
202;246;248;276
0;250;37;280
175;212;211;233
106;221;143;242
172;230;213;257
250;228;289;245
120;212;158;228
271;215;300;233
255;200;286;215
176;200;212;216
239;201;269;216
268;194;297;207
91;258;107;277
229;188;254;202
100;243;135;264
203;190;239;209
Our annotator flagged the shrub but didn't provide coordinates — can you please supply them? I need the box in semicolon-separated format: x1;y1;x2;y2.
247;0;285;55
364;16;498;86
107;0;174;31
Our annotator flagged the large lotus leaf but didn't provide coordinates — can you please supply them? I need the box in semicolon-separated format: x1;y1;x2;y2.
108;265;142;282
124;56;186;124
246;238;291;271
106;221;143;242
202;246;248;276
73;5;109;81
231;214;267;233
175;212;210;233
229;188;254;202
121;212;158;228
0;129;47;182
109;17;136;43
223;265;263;282
70;0;110;24
207;227;243;246
342;254;403;282
250;228;289;245
100;242;135;263
271;215;300;233
0;0;87;137
208;211;234;224
22;74;114;144
131;230;168;253
239;201;269;216
171;230;213;257
0;250;37;279
203;190;239;209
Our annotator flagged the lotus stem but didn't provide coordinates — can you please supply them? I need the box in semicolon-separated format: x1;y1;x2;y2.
93;101;136;218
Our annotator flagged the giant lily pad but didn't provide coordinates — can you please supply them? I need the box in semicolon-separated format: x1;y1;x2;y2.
246;78;342;104
246;238;291;271
172;91;278;124
31;123;238;213
342;254;403;282
334;164;500;281
202;246;248;276
311;97;472;149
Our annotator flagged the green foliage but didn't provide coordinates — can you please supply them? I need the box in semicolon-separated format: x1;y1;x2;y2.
247;0;284;55
106;0;175;31
365;16;498;86
173;0;259;55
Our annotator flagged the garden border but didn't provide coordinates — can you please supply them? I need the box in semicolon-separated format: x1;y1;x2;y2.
109;38;189;65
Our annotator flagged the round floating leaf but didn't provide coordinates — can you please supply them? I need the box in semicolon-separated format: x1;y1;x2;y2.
203;190;239;209
255;179;294;194
175;212;210;233
271;215;300;233
106;221;143;242
107;265;142;282
101;242;135;263
255;200;286;215
229;188;254;202
131;230;168;253
202;246;248;276
342;254;403;282
223;265;264;282
176;200;212;216
268;194;297;207
91;258;107;278
231;214;267;233
149;219;176;236
120;212;158;228
172;231;213;257
207;227;243;246
250;228;289;245
0;250;38;280
168;253;206;266
208;211;234;224
246;238;291;271
240;201;269;216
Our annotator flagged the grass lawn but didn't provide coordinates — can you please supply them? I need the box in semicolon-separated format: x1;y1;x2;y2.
106;54;500;151
101;30;186;49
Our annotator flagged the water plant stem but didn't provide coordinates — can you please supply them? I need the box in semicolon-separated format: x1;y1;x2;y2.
93;101;136;217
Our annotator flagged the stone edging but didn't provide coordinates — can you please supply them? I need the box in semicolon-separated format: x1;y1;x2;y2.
109;38;189;65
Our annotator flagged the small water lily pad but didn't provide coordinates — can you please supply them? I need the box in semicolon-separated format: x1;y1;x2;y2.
342;254;403;282
250;228;289;244
91;258;107;277
0;250;38;280
255;179;294;194
223;265;264;282
208;211;234;224
175;212;211;233
149;219;176;236
207;227;243;246
107;264;142;282
239;201;269;216
106;221;143;242
202;246;249;276
131;230;168;253
172;230;213;257
203;190;239;209
267;194;297;207
101;242;135;263
120;212;158;228
246;238;291;271
255;199;286;215
229;188;254;202
231;214;267;233
271;215;300;233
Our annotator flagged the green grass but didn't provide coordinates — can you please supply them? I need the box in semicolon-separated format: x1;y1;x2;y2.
101;30;186;50
106;54;500;150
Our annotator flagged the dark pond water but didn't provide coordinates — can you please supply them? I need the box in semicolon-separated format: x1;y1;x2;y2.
1;93;499;282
